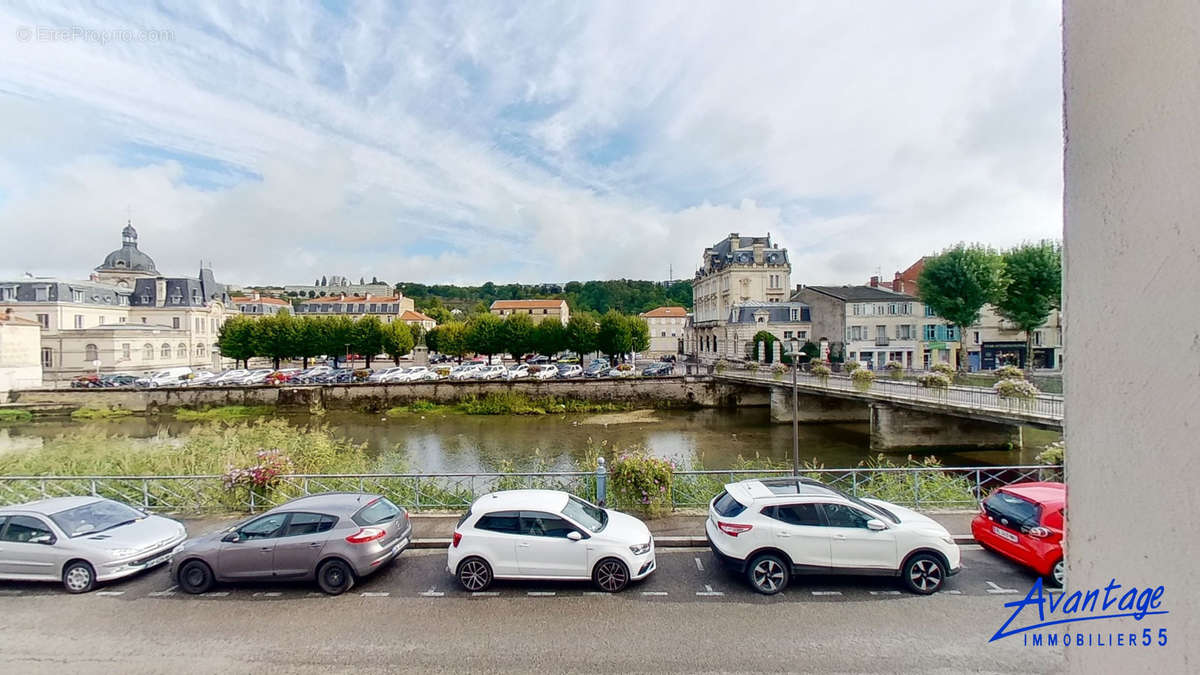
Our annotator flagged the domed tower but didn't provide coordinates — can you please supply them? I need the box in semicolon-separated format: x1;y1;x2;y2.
94;221;159;287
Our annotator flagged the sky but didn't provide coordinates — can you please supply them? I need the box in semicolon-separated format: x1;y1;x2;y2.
0;1;1063;288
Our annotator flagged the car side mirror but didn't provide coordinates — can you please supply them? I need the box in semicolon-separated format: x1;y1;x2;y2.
222;532;241;543
866;519;887;531
30;533;55;545
566;531;583;541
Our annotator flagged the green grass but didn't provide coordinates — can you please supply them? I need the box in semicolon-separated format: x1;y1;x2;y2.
385;393;636;417
174;405;274;421
0;409;34;424
70;406;133;420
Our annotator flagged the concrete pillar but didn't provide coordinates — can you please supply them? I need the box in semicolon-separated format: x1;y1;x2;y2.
868;402;1021;452
756;341;765;363
772;341;782;364
769;388;871;423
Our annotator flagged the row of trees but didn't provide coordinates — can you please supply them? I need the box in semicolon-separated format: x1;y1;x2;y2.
398;279;694;320
217;312;416;369
918;241;1062;371
426;310;650;365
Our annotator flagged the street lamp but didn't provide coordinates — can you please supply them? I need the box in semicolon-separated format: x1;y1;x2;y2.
787;340;800;477
344;343;351;368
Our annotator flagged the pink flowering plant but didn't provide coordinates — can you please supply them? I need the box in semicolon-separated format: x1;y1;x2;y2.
222;449;294;505
609;450;674;517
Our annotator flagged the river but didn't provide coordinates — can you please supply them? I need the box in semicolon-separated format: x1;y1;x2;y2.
0;408;1061;473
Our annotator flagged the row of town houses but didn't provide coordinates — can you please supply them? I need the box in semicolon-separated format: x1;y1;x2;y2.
0;226;1060;392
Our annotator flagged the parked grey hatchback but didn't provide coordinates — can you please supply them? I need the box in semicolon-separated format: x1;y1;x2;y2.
169;493;411;595
0;496;187;593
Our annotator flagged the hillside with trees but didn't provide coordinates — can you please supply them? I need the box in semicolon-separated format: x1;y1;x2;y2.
396;279;693;323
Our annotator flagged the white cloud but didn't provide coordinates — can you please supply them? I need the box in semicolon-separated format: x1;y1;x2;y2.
0;1;1062;287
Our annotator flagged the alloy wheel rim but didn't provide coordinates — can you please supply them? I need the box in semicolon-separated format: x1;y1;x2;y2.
66;566;90;591
910;559;942;591
597;561;627;592
753;559;784;592
1054;561;1065;586
325;566;345;588
185;566;205;588
461;561;489;591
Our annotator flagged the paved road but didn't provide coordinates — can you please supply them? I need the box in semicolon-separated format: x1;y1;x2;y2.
0;547;1062;673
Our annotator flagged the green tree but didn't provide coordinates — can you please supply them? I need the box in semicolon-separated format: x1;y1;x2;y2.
216;315;256;368
466;314;505;364
424;326;441;354
597;310;633;364
381;321;415;365
350;316;386;368
627;315;650;354
564;313;598;362
502;313;537;362
436;321;469;362
995;241;1062;372
531;319;567;358
918;244;1008;371
321;315;355;367
295;316;324;368
253;310;298;370
750;330;778;363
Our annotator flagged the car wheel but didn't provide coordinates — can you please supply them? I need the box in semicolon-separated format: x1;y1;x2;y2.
747;554;789;595
457;557;493;592
592;558;630;593
1046;559;1065;588
178;560;215;594
317;559;355;595
62;561;96;594
903;553;946;595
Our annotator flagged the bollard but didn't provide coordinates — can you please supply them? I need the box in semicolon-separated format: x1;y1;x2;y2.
596;457;607;507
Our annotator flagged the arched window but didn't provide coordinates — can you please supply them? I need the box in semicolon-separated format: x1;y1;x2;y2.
84;344;98;362
143;343;154;360
196;343;205;357
176;343;187;358
161;343;171;358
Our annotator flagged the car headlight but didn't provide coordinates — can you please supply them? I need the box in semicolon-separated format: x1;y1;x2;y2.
108;548;137;558
629;541;652;555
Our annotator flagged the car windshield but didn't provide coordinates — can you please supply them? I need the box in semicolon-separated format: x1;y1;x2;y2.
984;491;1041;528
50;499;145;538
561;496;608;532
353;497;402;526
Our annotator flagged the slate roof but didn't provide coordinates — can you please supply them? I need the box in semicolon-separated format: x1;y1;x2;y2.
696;233;789;278
97;224;158;273
796;285;917;302
727;301;811;324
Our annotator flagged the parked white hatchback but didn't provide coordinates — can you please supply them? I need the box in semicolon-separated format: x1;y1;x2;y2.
448;490;655;593
705;478;960;595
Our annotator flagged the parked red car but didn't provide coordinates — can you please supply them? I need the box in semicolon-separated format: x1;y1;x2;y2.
971;481;1065;587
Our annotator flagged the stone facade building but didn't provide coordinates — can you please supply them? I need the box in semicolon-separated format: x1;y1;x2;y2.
489;299;569;326
0;223;234;383
640;306;687;357
0;309;42;397
691;233;791;362
294;293;416;322
231;292;290;316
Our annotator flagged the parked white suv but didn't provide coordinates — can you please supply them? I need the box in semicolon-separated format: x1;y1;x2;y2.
705;478;960;595
448;490;656;593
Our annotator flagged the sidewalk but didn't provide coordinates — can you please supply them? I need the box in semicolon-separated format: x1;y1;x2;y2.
179;511;977;548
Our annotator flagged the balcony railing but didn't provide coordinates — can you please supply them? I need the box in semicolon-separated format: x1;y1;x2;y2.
874;336;890;346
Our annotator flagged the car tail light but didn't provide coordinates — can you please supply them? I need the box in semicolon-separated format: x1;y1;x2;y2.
346;527;386;544
452;532;462;548
717;522;753;537
1028;526;1051;538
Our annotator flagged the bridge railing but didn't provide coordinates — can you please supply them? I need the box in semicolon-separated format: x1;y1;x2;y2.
718;369;1064;421
0;464;1062;514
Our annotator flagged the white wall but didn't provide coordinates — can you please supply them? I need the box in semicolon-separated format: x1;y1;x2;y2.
1064;1;1200;670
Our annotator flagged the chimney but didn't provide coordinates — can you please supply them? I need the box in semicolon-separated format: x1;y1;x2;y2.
752;242;765;264
869;275;880;287
155;277;167;307
729;232;740;246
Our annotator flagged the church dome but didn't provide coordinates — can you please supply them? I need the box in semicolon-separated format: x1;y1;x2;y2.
97;222;157;273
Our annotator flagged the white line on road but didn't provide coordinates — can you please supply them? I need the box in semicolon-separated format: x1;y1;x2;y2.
869;590;901;596
946;590;963;595
253;592;282;597
959;545;983;551
419;586;445;597
361;592;390;597
694;557;704;571
527;591;556;597
95;591;124;596
582;591;611;596
641;591;668;596
811;591;843;596
471;591;500;597
201;592;229;598
148;585;178;597
696;584;723;597
986;581;1019;595
0;590;23;596
307;592;325;597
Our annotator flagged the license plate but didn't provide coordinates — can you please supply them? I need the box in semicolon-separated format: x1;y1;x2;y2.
992;526;1019;543
391;539;406;555
144;553;171;568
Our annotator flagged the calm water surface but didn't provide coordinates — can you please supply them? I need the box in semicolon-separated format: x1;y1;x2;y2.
0;408;1061;473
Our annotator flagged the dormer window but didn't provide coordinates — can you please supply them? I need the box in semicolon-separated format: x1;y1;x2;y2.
192;290;201;304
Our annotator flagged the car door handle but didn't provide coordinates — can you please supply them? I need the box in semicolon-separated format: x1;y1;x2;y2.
260;546;273;552
777;532;791;537
308;542;321;548
517;543;530;548
832;534;846;540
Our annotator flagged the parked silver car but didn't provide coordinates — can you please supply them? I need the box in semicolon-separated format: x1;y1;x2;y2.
0;497;187;593
169;493;412;595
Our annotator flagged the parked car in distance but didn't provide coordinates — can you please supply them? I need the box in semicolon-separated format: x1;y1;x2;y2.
184;371;219;387
239;369;274;386
970;481;1065;587
583;362;610;378
213;369;250;385
641;362;674;377
448;364;482;381
556;364;583;379
100;374;139;388
505;364;531;380
529;365;557;380
607;365;636;378
368;367;404;383
476;364;508;380
0;496;187;593
526;355;550;365
136;367;194;388
448;490;655;593
294;365;333;383
170;493;412;596
706;477;961;595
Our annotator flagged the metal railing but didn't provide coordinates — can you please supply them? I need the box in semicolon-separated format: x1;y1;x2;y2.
0;464;1062;514
717;368;1064;423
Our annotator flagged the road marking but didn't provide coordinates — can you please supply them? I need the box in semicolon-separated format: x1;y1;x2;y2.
959;545;983;551
419;586;444;597
869;590;901;596
694;557;704;571
986;581;1019;595
471;591;500;597
946;590;963;595
641;591;668;596
811;591;843;596
696;584;723;597
527;591;556;597
582;591;611;596
201;592;229;597
307;592;325;597
95;591;124;596
360;592;390;597
253;592;282;597
148;585;178;597
0;590;23;596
